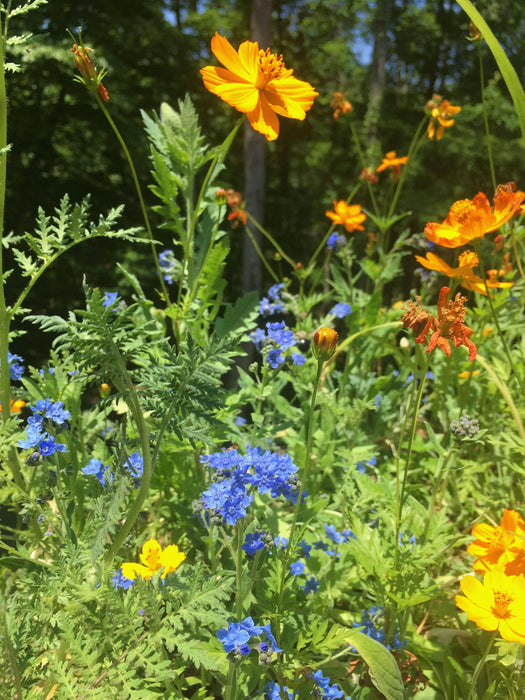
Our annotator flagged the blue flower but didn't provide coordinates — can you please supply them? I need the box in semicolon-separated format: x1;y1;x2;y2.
290;560;305;575
327;233;346;250
264;683;293;700
18;425;46;449
259;297;284;317
302;575;321;594
299;539;312;558
102;291;119;309
274;536;289;550
354;606;406;651
292;352;306;366
31;398;71;426
329;302;352;319
242;531;266;555
38;437;67;457
7;352;24;381
267;283;284;301
234;415;247;426
216;617;282;656
124;451;144;479
266;348;284;368
250;327;266;351
266;321;295;351
324;523;342;544
82;458;113;486
159;249;177;284
111;568;135;590
356;456;376;474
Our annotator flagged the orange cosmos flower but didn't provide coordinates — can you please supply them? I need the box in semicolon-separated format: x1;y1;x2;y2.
456;570;525;643
468;509;525;568
425;189;525;249
376;150;408;179
0;399;25;413
200;32;318;141
415;250;513;295
121;538;186;581
330;91;352;120
426;97;461;140
401;286;477;361
325;201;366;233
71;44;109;101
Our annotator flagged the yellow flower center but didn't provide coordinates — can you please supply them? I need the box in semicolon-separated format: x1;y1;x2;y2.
256;49;287;88
458;251;479;269
492;588;512;620
143;548;162;572
449;199;475;226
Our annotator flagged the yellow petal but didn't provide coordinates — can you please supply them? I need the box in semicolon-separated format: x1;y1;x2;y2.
210;32;255;83
247;93;280;141
264;76;318;119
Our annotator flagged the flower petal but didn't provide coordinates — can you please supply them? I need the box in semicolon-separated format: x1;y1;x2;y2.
247;93;280;141
210;32;256;83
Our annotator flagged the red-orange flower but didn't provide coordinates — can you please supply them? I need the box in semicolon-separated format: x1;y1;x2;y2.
313;327;338;361
71;44;109;101
224;188;247;227
200;33;318;141
330;91;352;120
325;201;366;233
424;189;525;249
401;286;477;361
415;250;513;295
376;151;408;179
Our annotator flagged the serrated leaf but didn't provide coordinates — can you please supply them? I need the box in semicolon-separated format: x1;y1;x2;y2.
345;629;405;700
215;292;260;339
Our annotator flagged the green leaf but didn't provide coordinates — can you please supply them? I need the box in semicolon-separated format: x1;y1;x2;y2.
345;629;405;700
455;0;525;145
215;291;260;339
0;555;49;572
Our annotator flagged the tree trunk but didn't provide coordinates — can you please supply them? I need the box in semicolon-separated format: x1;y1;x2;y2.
366;0;391;149
242;0;272;295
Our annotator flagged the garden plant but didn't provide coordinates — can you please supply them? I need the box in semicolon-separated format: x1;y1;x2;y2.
2;1;525;698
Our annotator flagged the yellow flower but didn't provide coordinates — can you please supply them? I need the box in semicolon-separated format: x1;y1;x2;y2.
458;369;480;379
200;32;318;141
456;570;525;643
424;189;525;249
121;538;186;581
325;201;366;232
427;97;461;140
414;251;513;295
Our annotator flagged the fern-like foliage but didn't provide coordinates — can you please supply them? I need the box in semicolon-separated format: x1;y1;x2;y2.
2;0;49;72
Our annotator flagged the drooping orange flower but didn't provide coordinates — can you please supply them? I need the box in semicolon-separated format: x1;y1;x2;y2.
415;251;513;295
200;32;318;141
330;91;352;120
121;538;186;581
401;286;477;361
376;151;408;180
456;570;525;643
424;189;525;249
71;44;109;101
426;96;461;140
325;201;366;233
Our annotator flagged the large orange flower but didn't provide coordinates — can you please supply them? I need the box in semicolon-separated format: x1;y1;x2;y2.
325;201;366;232
200;32;318;141
424;189;524;249
415;251;513;295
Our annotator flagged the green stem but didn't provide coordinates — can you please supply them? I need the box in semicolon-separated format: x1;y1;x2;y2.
96;97;170;306
105;346;152;563
394;351;430;569
244;210;296;270
0;7;9;421
348;119;380;218
508;219;525;283
475;353;524;438
467;631;497;700
477;42;497;191
474;239;525;395
276;359;324;640
2;609;23;700
243;222;279;283
386;116;427;223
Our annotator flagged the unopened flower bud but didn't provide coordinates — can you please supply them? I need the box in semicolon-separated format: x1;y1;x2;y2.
468;22;482;41
100;382;110;398
215;188;227;205
313;327;338;361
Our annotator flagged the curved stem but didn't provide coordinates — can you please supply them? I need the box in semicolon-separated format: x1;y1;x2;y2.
477;42;497;191
244;210;296;270
96;97;170;306
508;219;525;283
348;119;380;218
467;631;497;700
386;116;427;223
243;222;279;283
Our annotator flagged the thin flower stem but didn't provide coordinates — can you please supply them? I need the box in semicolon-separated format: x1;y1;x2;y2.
474;239;525;395
276;359;324;642
105;345;152;564
95;97;170;307
477;42;497;191
467;631;497;700
394;350;430;569
244;210;296;270
3;608;23;700
386;116;427;223
235;521;245;620
348;119;380;218
475;353;524;438
508;219;525;283
243;223;280;283
0;7;9;421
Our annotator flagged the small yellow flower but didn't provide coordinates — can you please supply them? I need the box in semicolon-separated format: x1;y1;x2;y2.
456;570;525;643
0;399;25;413
121;538;186;581
427;97;461;140
376;151;408;179
325;201;366;233
458;369;480;379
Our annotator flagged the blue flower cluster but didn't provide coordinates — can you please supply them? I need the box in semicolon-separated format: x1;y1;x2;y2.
81;450;144;488
264;669;352;699
355;456;377;474
18;398;70;457
311;523;356;557
327;232;347;250
7;352;24;380
259;283;285;317
250;320;306;368
353;606;406;652
112;568;135;590
242;529;274;555
197;447;301;526
159;249;177;284
329;302;352;319
103;291;119;309
217;617;282;661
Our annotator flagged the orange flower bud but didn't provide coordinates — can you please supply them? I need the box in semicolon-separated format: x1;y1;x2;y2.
100;382;111;398
215;188;227;205
71;43;109;101
313;327;338;361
